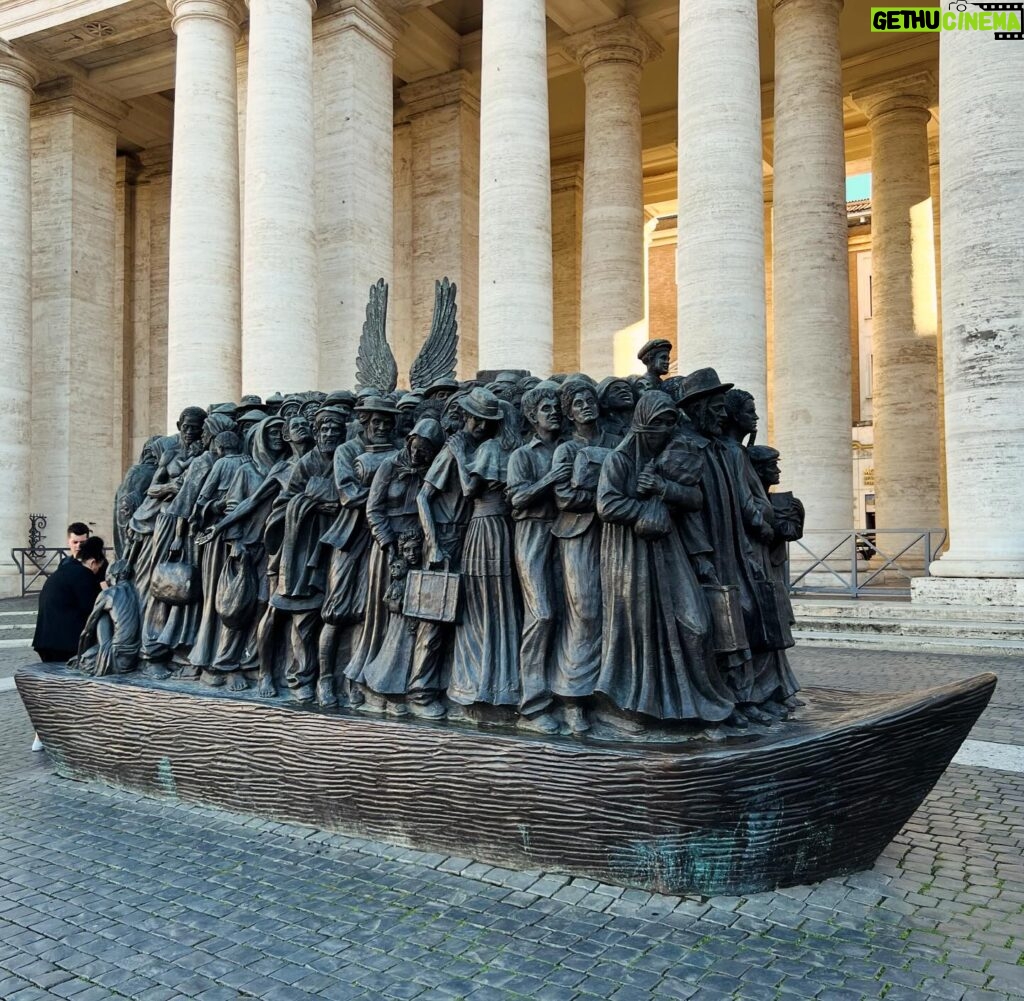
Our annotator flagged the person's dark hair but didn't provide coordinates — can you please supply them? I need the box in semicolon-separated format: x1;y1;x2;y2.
77;536;105;563
67;522;90;537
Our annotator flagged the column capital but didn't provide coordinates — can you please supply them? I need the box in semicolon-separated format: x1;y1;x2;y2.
314;0;401;54
31;77;129;132
0;40;37;93
168;0;247;34
399;69;478;119
561;15;662;74
852;71;936;124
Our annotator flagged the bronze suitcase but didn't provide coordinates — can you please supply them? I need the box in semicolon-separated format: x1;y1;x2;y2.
403;564;461;624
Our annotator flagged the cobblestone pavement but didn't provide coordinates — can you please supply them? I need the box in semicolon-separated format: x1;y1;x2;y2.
2;622;1023;999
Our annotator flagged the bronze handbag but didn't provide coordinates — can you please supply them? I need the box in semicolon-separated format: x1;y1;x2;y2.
403;561;461;624
702;583;748;654
151;558;199;606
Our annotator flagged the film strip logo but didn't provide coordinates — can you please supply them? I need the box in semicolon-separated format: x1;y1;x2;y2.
963;1;1024;38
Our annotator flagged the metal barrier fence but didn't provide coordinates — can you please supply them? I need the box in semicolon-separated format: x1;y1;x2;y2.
788;529;947;598
10;548;68;596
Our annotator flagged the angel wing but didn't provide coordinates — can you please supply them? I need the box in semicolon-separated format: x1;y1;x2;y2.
409;277;459;390
355;278;398;394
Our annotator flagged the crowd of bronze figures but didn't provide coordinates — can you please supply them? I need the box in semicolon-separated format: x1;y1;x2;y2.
91;373;805;737
80;284;806;737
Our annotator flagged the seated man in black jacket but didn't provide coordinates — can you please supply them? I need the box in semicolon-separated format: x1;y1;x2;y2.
33;535;106;663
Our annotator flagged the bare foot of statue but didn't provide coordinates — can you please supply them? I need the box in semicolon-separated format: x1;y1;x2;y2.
741;704;775;725
317;676;338;708
226;671;248;692
257;674;277;698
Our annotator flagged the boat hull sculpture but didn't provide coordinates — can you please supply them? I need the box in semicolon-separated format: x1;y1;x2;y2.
17;664;995;897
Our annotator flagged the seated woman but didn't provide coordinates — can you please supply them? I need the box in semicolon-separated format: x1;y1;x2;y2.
70;559;141;676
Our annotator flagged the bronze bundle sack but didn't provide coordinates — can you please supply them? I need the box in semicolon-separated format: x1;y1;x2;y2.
216;549;258;630
403;562;461;624
701;583;748;654
151;558;199;606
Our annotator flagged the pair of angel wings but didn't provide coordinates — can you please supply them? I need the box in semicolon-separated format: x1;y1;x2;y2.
354;277;459;394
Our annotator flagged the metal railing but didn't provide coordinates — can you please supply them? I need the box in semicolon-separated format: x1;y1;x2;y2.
788;528;947;598
10;547;68;596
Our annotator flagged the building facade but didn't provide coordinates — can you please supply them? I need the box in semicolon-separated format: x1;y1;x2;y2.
0;0;1020;605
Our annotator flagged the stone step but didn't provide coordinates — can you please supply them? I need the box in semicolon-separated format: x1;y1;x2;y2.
792;598;1022;625
0;637;32;649
793;629;1024;658
792;616;1024;641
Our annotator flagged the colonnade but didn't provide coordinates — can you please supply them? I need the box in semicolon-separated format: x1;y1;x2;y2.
0;2;1021;602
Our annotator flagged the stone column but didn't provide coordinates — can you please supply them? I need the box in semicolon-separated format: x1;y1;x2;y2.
167;0;245;422
853;74;942;534
31;79;127;542
478;0;553;375
771;0;851;533
392;117;414;382
914;28;1024;599
400;70;480;380
0;42;35;588
550;161;583;374
564;17;660;379
677;0;765;407
243;0;318;396
142;146;172;435
314;0;397;390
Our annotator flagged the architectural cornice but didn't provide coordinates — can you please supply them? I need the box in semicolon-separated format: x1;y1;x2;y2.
314;0;403;54
31;75;129;131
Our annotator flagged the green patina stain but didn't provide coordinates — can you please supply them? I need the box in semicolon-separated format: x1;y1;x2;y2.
516;824;532;853
156;757;177;797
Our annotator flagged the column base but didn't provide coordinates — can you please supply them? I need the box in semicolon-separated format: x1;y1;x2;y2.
912;576;1024;607
0;570;24;599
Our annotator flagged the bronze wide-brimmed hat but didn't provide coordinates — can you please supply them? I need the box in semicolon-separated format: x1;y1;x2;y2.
354;395;401;416
458;387;502;421
678;367;734;405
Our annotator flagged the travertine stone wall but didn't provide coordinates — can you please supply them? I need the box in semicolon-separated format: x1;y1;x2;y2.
314;0;397;390
853;74;941;535
243;0;318;396
30;80;124;542
478;0;553;375
771;0;851;532
0;42;35;582
550;161;582;375
677;0;766;410
645;241;677;353
401;70;480;381
129;168;153;458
